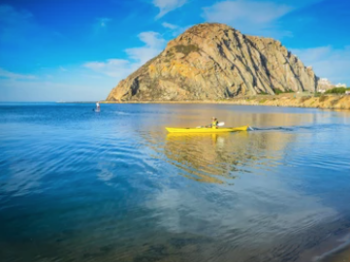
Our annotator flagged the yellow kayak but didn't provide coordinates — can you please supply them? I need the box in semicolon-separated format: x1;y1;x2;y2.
166;125;249;133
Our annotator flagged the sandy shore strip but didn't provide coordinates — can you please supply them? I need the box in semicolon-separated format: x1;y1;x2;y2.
101;94;350;110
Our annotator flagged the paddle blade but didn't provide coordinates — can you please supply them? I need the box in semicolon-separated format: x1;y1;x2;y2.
218;122;225;127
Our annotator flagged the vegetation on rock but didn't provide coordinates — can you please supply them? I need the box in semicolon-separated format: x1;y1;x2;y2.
173;44;199;56
274;89;294;95
325;87;350;94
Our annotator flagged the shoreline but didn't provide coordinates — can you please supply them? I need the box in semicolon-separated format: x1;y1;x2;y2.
297;228;350;262
100;94;350;110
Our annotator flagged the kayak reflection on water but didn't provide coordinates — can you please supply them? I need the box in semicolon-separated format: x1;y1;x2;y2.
164;131;250;183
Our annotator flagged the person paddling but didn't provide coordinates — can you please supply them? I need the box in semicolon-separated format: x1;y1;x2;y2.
211;117;219;129
96;101;100;111
196;117;222;128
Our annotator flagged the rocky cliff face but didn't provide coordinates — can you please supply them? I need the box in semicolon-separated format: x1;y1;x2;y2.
107;23;318;101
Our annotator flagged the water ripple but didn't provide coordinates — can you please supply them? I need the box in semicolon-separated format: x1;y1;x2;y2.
1;103;350;262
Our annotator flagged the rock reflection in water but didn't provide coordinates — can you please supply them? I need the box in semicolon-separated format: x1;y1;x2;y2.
164;132;248;183
161;130;296;184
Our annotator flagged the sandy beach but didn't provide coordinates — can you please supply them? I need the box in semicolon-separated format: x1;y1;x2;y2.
102;94;350;110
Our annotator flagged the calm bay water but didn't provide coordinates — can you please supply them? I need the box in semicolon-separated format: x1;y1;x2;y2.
1;103;350;262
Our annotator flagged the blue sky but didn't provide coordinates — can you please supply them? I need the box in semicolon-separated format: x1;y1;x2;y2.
0;0;349;101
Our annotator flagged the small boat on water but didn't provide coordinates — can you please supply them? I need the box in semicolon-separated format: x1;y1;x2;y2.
166;125;249;133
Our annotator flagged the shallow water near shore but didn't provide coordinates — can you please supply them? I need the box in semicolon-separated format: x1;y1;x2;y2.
1;103;350;262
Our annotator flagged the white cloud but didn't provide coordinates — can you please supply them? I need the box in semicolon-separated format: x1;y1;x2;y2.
140;31;165;50
93;17;112;35
84;31;166;78
162;22;191;37
201;0;324;38
203;0;291;24
291;46;350;85
162;22;178;29
0;68;36;80
152;0;187;19
147;170;336;237
126;31;166;64
97;17;111;27
84;59;135;78
202;0;292;37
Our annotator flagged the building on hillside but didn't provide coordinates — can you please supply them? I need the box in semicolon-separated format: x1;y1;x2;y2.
317;78;334;93
335;83;347;88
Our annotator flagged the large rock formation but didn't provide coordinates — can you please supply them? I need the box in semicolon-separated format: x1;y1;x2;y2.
107;23;318;101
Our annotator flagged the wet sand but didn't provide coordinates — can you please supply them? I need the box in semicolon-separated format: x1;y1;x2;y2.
297;228;350;262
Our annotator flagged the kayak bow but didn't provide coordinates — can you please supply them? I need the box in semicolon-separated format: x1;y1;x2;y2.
166;125;249;133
